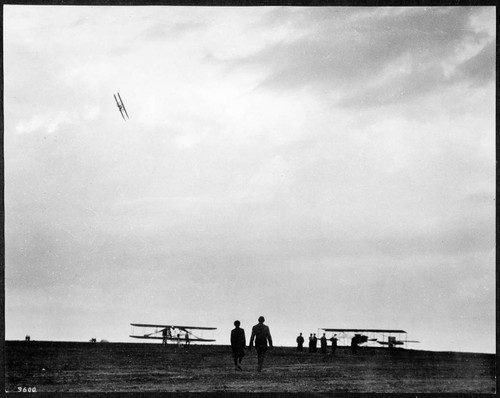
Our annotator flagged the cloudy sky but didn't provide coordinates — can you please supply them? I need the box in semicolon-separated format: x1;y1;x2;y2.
4;6;495;353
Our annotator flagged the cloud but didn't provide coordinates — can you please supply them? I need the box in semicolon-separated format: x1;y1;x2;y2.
142;19;206;42
15;112;74;135
222;7;493;109
453;40;496;87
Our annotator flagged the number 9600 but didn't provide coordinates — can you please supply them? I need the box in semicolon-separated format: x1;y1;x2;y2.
18;387;36;393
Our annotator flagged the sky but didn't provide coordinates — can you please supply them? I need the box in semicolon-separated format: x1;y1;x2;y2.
3;5;496;353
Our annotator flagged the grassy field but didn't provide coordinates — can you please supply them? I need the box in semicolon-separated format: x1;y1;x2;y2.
4;341;496;393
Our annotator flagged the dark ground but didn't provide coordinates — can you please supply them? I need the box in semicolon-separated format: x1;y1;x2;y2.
4;341;496;393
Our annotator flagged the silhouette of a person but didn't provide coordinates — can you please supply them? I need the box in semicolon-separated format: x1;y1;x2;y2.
312;334;318;353
320;333;328;353
351;334;360;354
249;316;273;372
296;333;304;351
231;320;246;370
329;334;338;355
308;333;314;352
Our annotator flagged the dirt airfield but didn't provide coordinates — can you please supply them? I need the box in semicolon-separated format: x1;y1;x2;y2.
5;341;495;393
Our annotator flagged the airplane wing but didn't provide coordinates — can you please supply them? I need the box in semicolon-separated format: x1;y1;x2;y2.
378;340;419;345
321;328;407;333
117;92;129;119
114;94;126;120
129;335;216;342
131;323;217;330
378;341;404;345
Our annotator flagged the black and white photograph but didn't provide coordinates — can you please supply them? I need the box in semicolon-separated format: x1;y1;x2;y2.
3;3;496;393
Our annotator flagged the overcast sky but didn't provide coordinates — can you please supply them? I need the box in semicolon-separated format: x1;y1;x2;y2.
4;6;495;353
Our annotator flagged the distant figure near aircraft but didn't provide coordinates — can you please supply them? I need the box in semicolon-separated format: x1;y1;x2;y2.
113;92;129;120
185;332;190;347
312;334;318;353
25;335;30;342
89;338;97;343
320;333;328;354
162;329;168;345
308;334;314;352
249;316;273;372
177;334;181;348
231;320;246;371
296;333;304;351
351;334;360;354
329;334;338;355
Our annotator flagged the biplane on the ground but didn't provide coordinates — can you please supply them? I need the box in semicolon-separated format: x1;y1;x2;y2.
114;92;129;120
130;323;216;343
377;335;420;348
320;328;419;349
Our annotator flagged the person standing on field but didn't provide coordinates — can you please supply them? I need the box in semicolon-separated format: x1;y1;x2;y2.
296;333;304;351
320;333;328;354
351;334;360;354
249;316;273;372
329;334;338;356
312;333;318;353
231;320;246;370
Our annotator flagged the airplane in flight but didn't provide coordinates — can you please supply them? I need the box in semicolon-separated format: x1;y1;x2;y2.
114;92;129;120
130;323;217;344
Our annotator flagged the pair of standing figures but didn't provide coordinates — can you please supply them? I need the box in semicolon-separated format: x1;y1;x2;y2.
231;316;273;372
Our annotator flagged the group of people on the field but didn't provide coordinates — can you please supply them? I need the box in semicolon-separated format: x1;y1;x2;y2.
229;317;372;372
297;332;365;355
296;332;338;355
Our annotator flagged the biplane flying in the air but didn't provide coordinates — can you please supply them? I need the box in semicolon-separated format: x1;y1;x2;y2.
114;92;129;120
319;328;419;349
130;323;217;343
